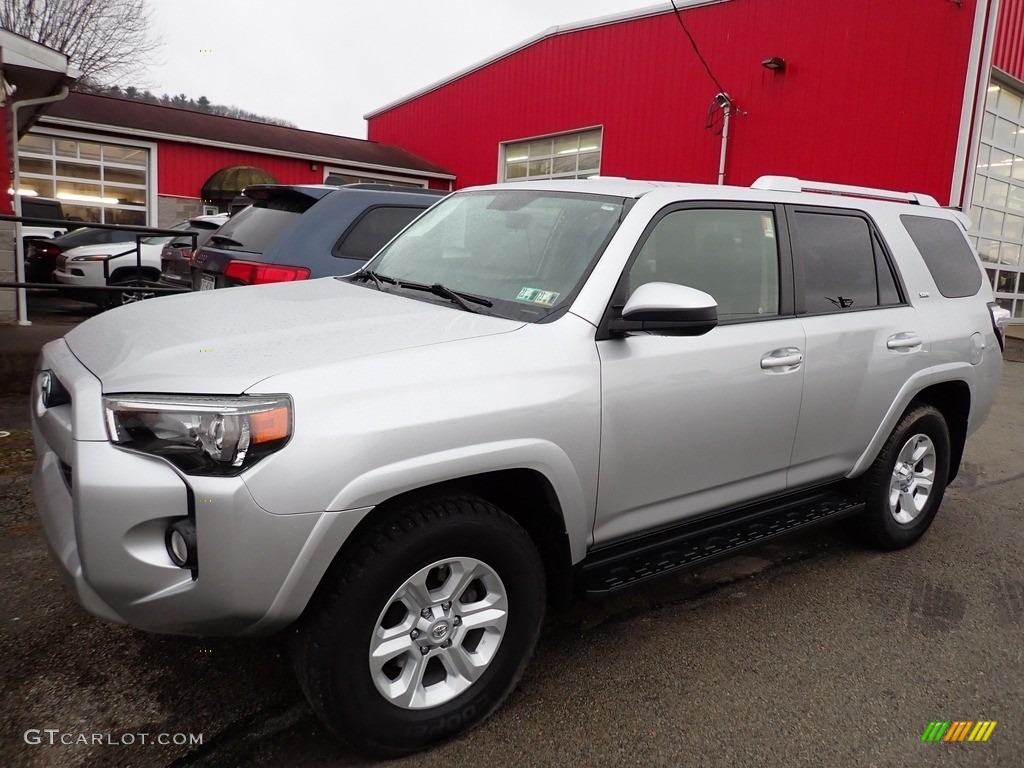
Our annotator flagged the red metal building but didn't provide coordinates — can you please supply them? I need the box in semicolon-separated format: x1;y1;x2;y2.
366;0;1024;319
15;92;454;229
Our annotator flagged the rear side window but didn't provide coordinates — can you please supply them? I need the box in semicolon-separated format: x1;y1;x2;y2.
900;214;983;298
792;210;899;313
333;206;424;260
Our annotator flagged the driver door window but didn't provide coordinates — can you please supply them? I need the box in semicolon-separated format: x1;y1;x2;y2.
628;208;781;321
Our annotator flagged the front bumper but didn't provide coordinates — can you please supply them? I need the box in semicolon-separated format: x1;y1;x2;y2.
31;340;370;636
53;267;99;288
156;272;192;290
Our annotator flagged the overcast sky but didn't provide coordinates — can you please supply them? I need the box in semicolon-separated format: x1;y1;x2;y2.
144;0;663;138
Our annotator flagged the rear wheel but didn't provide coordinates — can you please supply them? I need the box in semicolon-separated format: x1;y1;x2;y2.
292;495;545;757
857;404;950;550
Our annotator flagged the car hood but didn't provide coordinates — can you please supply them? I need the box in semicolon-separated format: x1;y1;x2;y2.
63;278;525;393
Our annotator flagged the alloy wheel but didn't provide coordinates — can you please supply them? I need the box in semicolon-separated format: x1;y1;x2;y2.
888;433;936;524
368;557;508;709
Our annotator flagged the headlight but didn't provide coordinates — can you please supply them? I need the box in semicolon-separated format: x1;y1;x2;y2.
103;394;292;476
70;254;110;261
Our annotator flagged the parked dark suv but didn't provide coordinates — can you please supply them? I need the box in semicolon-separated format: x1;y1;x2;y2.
190;184;446;290
156;213;230;291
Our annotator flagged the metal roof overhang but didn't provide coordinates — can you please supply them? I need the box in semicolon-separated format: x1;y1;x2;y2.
0;29;78;134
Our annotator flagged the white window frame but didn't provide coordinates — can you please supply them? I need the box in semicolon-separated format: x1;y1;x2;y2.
498;126;603;183
17;127;159;225
967;73;1024;319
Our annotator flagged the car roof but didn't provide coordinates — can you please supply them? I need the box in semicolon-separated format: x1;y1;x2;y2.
242;183;445;202
188;214;229;226
460;177;958;220
464;178;689;198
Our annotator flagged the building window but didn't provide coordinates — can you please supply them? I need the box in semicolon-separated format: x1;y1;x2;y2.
969;77;1024;318
501;128;601;182
16;132;150;225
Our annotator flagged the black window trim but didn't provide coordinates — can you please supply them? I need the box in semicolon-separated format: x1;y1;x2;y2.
331;203;428;261
596;200;796;340
784;204;910;317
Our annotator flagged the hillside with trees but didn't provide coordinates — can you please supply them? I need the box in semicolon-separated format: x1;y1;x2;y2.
87;84;297;127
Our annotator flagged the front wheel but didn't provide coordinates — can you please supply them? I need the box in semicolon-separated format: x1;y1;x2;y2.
107;279;156;308
856;403;951;550
292;495;546;756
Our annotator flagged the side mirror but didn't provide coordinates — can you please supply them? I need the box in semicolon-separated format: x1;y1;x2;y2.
608;282;718;336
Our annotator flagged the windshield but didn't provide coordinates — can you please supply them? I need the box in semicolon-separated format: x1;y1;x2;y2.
366;190;624;321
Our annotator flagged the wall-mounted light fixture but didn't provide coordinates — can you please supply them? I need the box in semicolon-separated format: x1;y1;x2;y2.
761;57;786;72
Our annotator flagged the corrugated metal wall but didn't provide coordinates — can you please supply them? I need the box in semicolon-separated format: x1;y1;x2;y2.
994;0;1024;81
156;143;323;198
369;0;981;203
156;142;447;197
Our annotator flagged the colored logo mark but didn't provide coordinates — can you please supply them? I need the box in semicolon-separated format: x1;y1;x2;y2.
921;721;997;742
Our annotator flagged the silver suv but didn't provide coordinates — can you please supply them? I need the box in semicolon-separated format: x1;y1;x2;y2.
31;176;1009;756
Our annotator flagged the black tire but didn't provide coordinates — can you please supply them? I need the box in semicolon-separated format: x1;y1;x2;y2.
292;495;546;757
857;403;950;550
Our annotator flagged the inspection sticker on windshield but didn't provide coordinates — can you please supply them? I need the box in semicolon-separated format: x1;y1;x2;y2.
516;287;560;307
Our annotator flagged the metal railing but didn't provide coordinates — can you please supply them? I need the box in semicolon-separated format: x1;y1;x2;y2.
0;213;201;302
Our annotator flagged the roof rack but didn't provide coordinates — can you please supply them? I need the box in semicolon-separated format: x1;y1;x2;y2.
751;175;939;207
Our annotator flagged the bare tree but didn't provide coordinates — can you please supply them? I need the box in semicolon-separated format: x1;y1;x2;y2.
0;0;160;85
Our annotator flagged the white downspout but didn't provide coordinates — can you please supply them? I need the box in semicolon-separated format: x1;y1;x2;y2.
717;94;732;186
9;85;69;326
956;0;1001;213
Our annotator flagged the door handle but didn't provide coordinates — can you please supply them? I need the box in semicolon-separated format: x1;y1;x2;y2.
886;332;922;352
761;347;803;371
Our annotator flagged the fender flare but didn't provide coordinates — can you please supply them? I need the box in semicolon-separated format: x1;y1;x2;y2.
848;363;973;478
326;438;590;562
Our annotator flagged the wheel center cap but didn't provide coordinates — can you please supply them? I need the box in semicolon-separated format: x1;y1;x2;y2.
897;464;914;489
430;620;451;642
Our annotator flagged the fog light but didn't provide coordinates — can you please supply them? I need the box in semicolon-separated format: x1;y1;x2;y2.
166;519;197;569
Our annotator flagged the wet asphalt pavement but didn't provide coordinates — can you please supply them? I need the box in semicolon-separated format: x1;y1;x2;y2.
0;364;1021;768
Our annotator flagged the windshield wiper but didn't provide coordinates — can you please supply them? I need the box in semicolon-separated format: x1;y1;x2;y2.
397;281;493;313
209;234;245;248
345;268;396;291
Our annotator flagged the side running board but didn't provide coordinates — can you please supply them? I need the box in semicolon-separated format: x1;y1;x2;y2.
578;489;864;599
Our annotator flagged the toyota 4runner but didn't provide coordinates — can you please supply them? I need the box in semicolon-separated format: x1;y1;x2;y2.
31;176;1009;756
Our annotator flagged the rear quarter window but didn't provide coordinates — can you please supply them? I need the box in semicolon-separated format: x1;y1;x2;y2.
900;214;983;298
333;206;425;260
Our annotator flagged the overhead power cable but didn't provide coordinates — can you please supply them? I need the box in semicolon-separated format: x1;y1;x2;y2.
669;0;728;96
